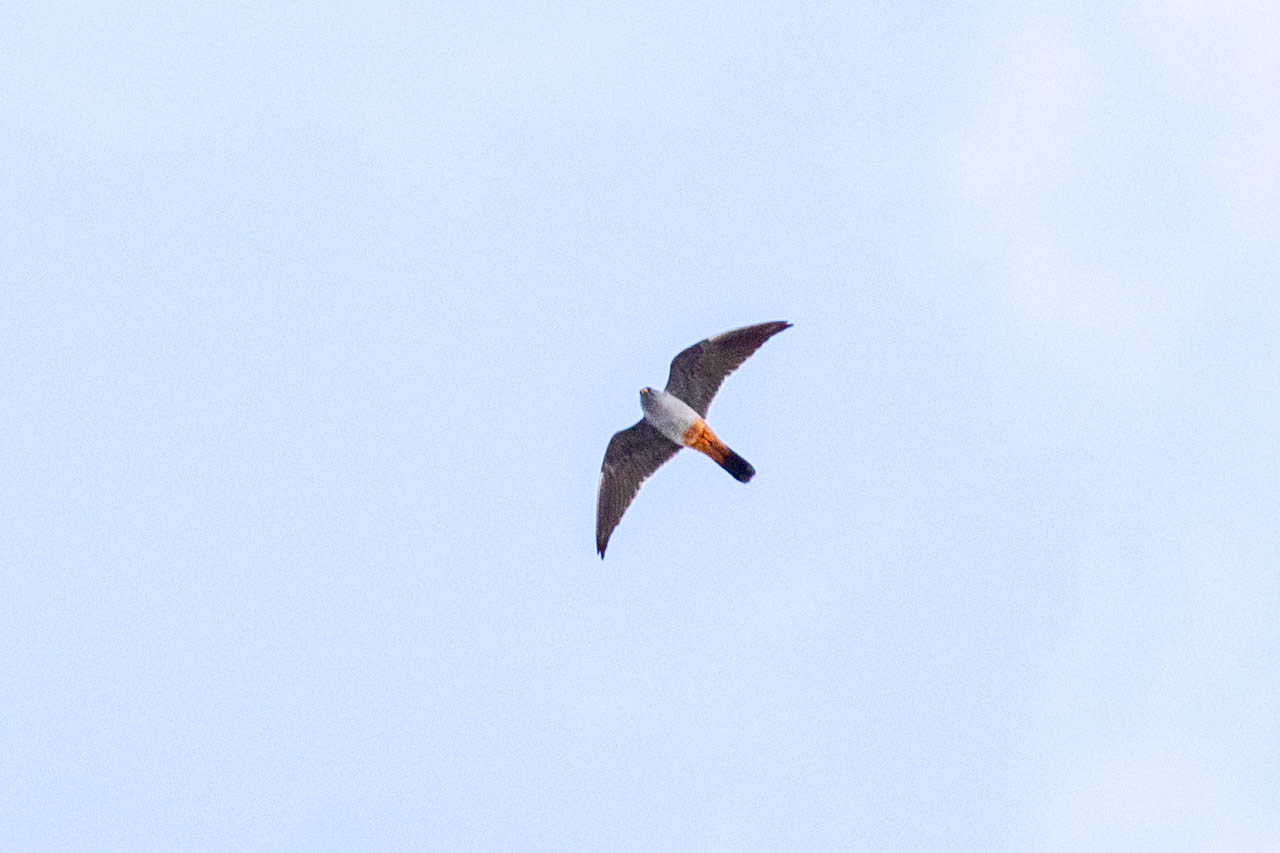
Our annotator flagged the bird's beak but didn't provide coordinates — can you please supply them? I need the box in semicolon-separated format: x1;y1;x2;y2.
640;388;648;395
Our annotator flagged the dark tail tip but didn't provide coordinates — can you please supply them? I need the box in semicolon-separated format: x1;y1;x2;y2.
721;450;755;483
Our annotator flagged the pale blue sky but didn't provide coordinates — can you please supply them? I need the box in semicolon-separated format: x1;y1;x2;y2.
4;2;1278;850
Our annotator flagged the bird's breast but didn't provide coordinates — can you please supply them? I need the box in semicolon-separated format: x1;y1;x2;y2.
641;389;700;446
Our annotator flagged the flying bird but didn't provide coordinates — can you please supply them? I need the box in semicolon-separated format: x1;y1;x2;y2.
595;320;792;557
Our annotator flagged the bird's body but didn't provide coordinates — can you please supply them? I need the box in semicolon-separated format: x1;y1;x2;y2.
638;387;700;446
595;321;791;557
640;387;755;482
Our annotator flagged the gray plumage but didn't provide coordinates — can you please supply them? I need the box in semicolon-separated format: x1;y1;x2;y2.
595;321;792;557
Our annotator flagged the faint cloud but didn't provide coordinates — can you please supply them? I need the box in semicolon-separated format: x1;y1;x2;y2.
1034;737;1280;852
455;11;631;97
1032;514;1280;851
941;3;1279;397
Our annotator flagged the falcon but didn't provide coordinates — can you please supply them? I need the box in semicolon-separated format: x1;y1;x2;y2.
595;320;792;557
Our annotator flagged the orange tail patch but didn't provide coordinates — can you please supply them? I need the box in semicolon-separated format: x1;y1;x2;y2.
682;419;755;483
682;419;728;463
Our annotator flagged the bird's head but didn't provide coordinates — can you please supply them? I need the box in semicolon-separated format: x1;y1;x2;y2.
638;387;658;415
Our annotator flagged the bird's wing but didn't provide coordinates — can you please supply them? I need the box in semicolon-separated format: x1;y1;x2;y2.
664;321;792;416
596;420;681;557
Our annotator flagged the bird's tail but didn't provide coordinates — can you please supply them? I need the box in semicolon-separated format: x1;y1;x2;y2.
683;419;755;483
717;449;755;483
